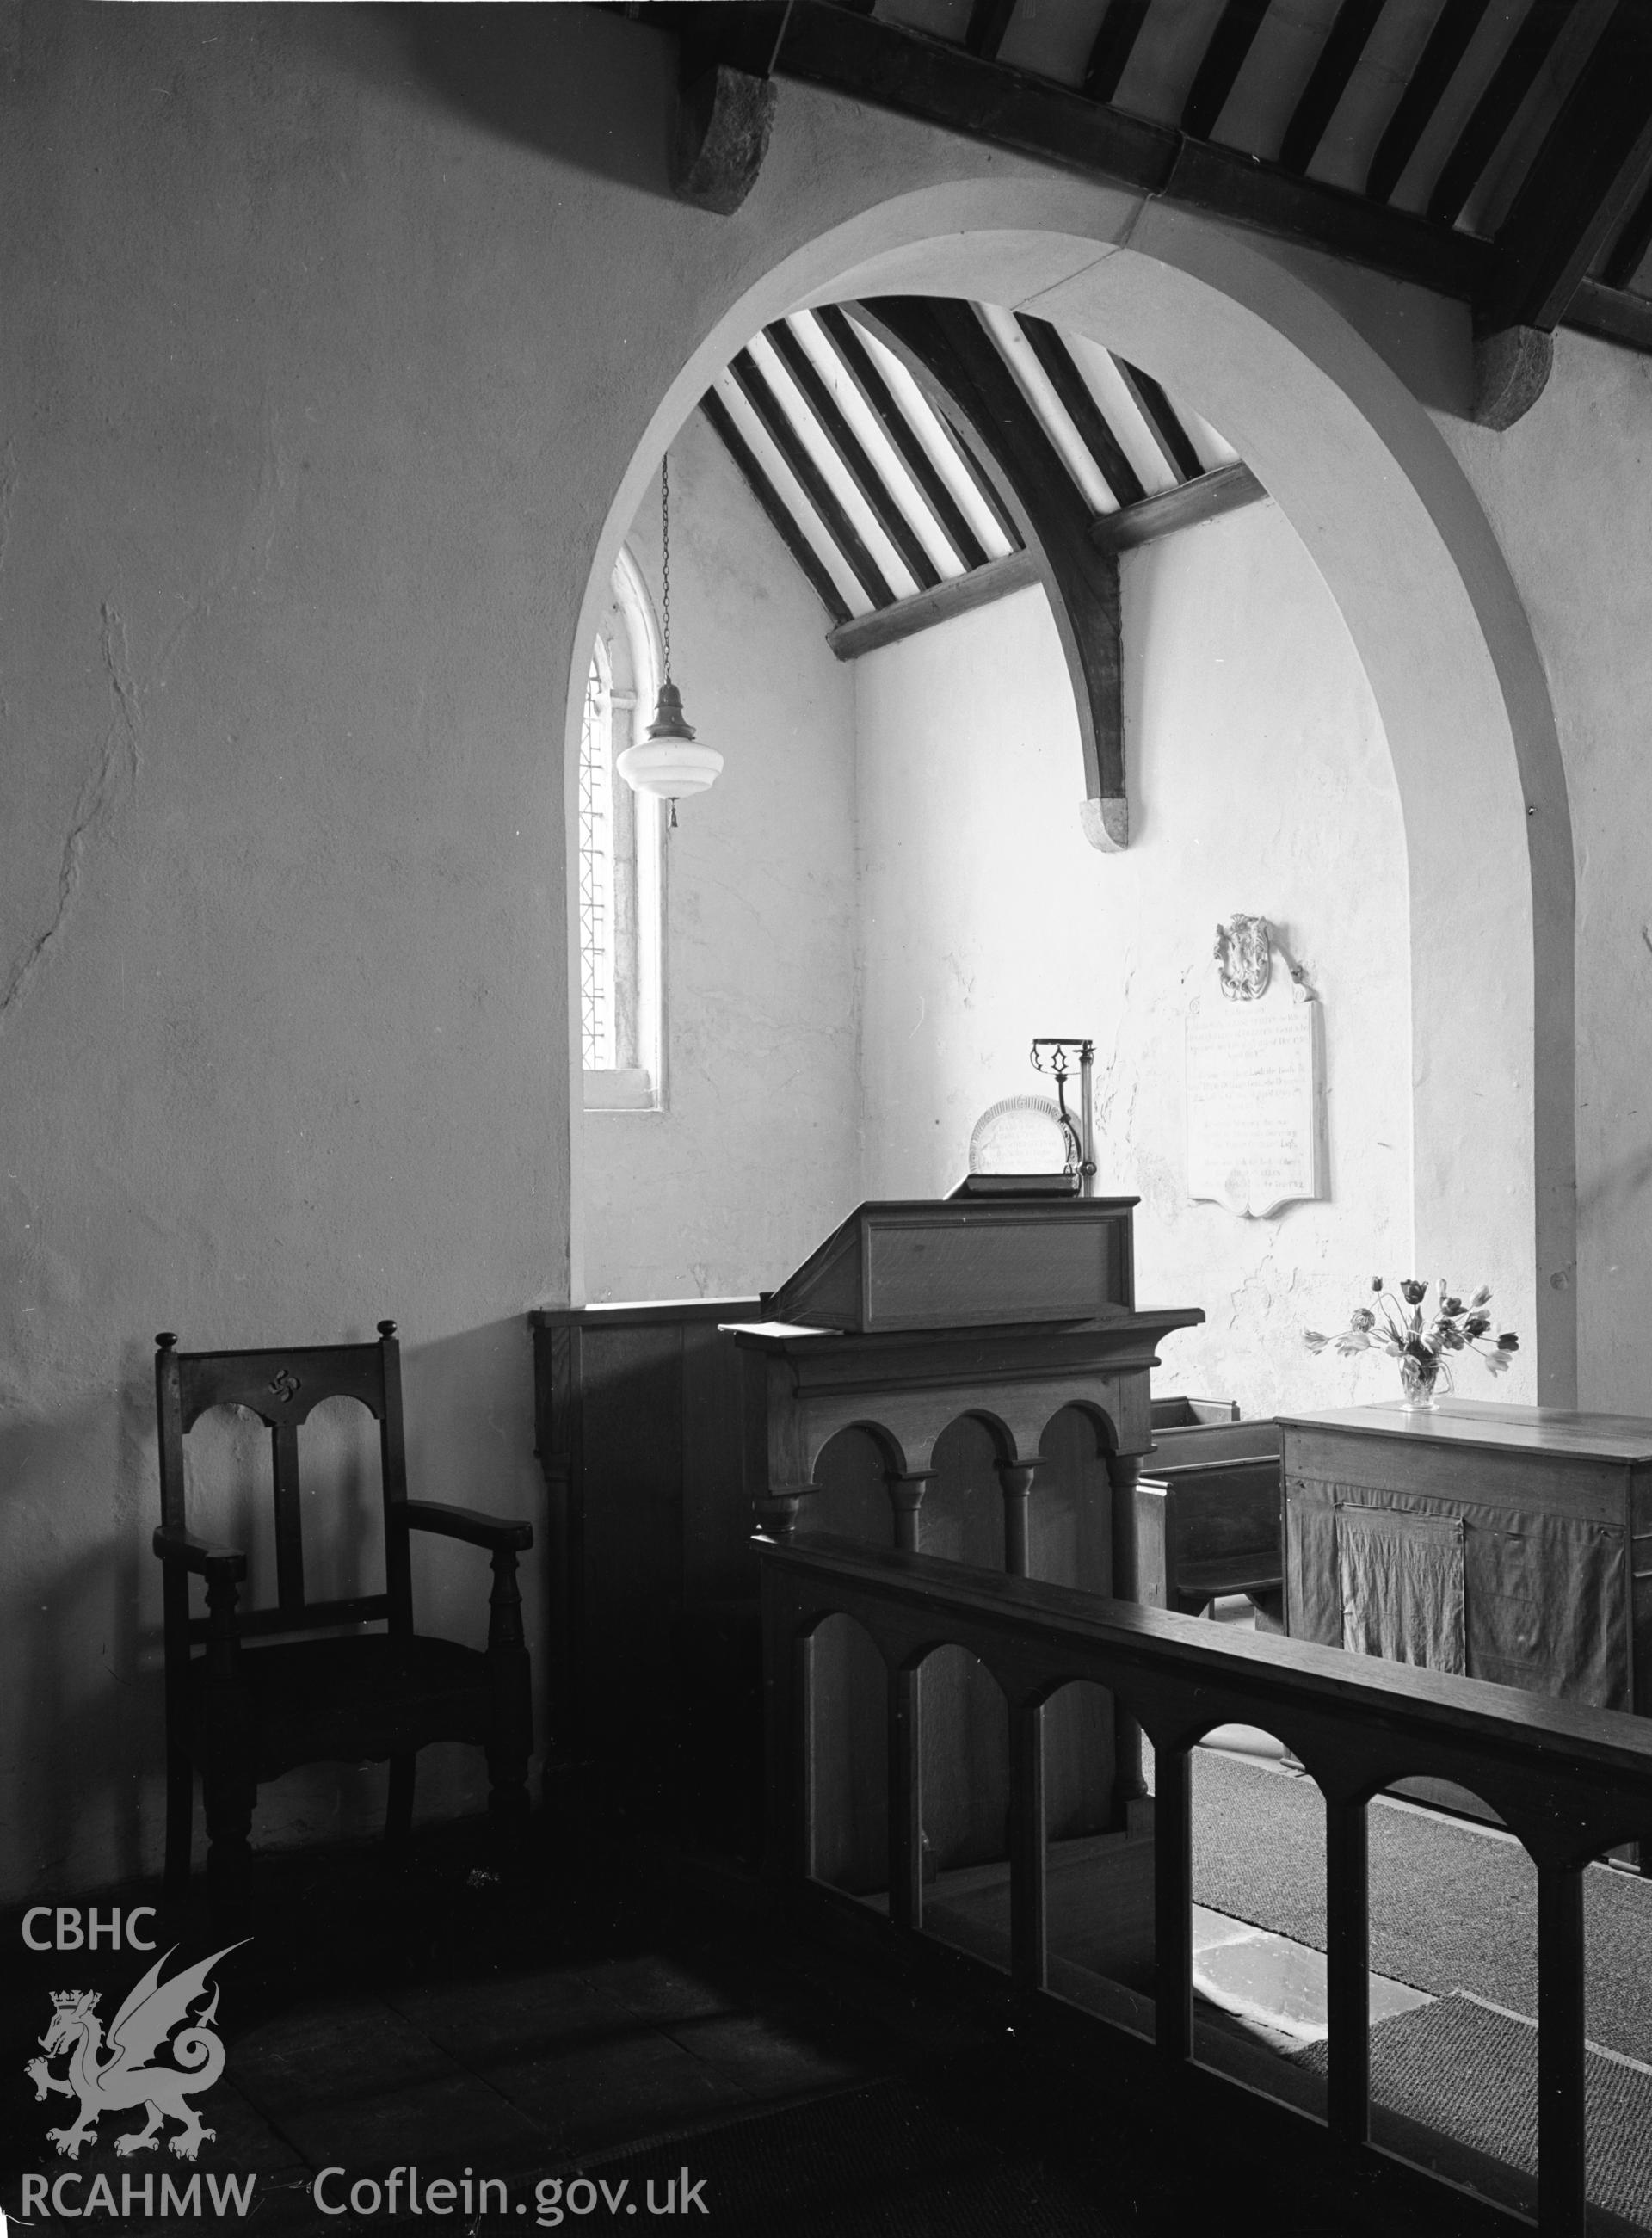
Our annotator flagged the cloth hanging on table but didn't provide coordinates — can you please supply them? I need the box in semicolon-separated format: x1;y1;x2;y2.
1335;1504;1464;1674
1286;1475;1630;1706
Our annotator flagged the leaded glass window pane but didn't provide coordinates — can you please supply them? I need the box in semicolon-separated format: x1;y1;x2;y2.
579;645;614;1070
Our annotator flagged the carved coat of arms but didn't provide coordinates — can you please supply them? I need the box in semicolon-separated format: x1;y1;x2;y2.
1213;914;1273;1002
26;1943;242;2163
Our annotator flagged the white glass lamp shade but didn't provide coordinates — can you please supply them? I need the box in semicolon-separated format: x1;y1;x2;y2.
617;681;723;804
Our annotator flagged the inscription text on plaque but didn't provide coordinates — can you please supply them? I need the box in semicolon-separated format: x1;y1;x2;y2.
1186;986;1324;1218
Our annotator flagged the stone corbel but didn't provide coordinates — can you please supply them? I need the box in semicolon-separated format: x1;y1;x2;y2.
1470;324;1554;433
672;65;777;216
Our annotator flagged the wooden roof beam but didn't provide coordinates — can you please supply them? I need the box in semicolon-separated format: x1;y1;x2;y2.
1365;0;1490;206
1426;0;1570;228
763;319;943;592
1082;0;1152;107
1180;0;1273;145
1481;1;1652;336
726;349;897;608
765;3;1489;303
1090;461;1267;552
858;298;1130;851
700;391;852;626
1602;171;1652;293
1277;0;1385;176
827;550;1039;659
1110;358;1205;484
813;306;993;573
1015;316;1148;506
965;0;1019;64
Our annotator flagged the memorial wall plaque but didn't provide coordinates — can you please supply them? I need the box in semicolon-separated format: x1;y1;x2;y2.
1186;967;1325;1218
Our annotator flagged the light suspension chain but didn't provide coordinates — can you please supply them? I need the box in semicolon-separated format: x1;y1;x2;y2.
661;454;672;686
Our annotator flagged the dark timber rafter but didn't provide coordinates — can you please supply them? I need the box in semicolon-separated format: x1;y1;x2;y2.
1604;174;1652;293
1109;358;1204;483
1277;0;1384;176
699;389;852;628
858;297;1131;853
1015;315;1146;507
813;305;992;572
1426;0;1571;228
701;299;1267;694
1089;461;1264;552
965;0;1019;65
650;0;1652;393
1180;0;1271;145
761;3;1491;297
1082;0;1151;107
1482;0;1652;336
1365;0;1490;207
727;348;897;608
763;319;942;593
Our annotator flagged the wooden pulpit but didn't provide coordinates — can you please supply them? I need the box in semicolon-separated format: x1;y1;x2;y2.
725;1197;1202;1951
532;1194;1201;1920
729;1195;1199;1563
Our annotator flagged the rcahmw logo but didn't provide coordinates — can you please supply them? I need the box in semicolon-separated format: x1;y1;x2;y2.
17;1936;256;2220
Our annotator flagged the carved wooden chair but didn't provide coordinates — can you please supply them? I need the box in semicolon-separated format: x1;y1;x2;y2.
152;1321;533;1898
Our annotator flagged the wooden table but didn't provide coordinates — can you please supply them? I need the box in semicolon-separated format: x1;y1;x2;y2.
1278;1399;1652;1711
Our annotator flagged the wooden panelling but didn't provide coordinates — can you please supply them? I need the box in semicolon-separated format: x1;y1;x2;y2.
769;1197;1137;1334
530;1301;760;1773
865;1211;1113;1329
1147;1416;1279;1466
681;1315;765;1604
576;1323;689;1754
1634;1542;1652;1720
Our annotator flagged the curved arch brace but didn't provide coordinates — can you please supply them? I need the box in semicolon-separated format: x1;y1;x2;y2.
854;298;1128;850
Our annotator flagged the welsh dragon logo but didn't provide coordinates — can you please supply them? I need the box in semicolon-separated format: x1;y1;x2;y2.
25;1943;244;2163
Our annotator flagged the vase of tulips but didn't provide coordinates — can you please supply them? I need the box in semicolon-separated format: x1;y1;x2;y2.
1304;1279;1519;1410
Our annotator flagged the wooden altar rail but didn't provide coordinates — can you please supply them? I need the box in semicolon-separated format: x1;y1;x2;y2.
760;1532;1652;2238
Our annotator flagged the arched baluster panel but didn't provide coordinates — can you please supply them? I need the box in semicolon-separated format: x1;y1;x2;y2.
804;1421;907;1544
805;1609;891;1898
1031;1406;1125;1844
920;1414;1011;1574
1356;1769;1543;2224
1028;1403;1116;1591
1028;1676;1156;2038
1186;1719;1333;2122
909;1640;1013;1976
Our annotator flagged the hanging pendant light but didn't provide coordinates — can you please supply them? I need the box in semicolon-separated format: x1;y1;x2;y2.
617;453;723;829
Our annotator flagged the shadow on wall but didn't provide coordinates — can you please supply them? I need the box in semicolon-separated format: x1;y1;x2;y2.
4;1317;540;1899
264;2;675;192
1577;1141;1652;1228
10;1336;159;1895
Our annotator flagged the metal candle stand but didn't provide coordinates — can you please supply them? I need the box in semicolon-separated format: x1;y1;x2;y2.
1030;1037;1095;1196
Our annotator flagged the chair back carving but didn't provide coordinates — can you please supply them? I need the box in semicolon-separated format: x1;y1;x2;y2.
155;1319;413;1643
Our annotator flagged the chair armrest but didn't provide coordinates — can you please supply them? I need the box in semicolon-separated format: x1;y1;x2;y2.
404;1500;533;1553
151;1526;247;1580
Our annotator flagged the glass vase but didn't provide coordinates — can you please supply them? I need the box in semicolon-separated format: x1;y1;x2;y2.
1399;1353;1443;1410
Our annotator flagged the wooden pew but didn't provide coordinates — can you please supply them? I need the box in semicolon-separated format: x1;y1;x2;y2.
1134;1415;1283;1624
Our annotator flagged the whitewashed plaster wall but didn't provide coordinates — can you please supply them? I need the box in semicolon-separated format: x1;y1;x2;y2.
0;0;1620;1900
581;410;861;1302
855;504;1415;1419
1439;334;1652;1415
